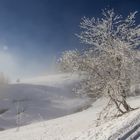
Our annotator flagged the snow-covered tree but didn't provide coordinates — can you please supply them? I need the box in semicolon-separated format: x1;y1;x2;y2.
59;9;140;116
58;50;80;73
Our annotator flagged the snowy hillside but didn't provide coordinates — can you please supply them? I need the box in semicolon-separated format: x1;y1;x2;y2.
0;73;89;130
0;96;140;140
0;73;140;140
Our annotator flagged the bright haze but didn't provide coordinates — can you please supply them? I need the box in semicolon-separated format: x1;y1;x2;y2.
0;0;139;82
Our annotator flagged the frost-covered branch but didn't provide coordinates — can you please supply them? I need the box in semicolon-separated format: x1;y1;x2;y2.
59;9;140;116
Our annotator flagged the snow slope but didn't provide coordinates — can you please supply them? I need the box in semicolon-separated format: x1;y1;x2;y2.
0;73;140;140
0;96;140;140
0;73;89;130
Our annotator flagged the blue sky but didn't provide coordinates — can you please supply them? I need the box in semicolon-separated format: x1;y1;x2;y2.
0;0;139;81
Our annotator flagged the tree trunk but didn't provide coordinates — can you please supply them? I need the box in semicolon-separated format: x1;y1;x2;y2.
122;99;133;112
114;99;125;114
109;95;125;114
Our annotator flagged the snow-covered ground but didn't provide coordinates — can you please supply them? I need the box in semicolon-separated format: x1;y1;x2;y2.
0;73;140;140
0;73;89;130
0;96;140;140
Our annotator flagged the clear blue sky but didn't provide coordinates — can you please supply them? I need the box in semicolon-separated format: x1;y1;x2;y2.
0;0;139;80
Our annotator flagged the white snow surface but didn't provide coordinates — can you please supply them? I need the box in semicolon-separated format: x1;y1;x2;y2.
0;96;140;140
0;73;140;140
